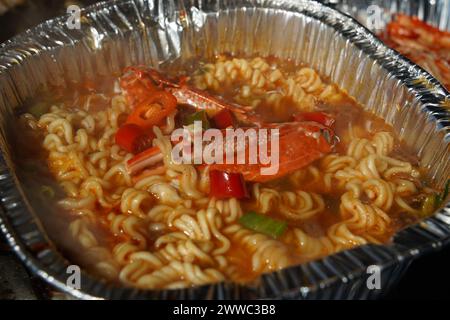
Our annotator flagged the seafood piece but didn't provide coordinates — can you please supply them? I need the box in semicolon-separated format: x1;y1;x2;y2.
120;66;265;126
125;121;334;183
208;121;334;182
119;66;335;183
380;14;450;90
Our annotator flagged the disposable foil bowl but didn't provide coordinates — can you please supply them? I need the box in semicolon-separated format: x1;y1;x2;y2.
0;0;449;299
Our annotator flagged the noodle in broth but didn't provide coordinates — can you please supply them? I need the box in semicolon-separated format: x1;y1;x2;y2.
14;55;439;289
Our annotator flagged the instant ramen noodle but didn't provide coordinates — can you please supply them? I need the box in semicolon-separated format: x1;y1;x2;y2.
15;55;449;289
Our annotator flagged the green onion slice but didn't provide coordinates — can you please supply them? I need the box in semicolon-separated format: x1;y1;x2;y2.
183;110;210;129
421;179;450;216
436;179;450;207
421;194;437;217
239;211;287;239
28;102;49;119
40;185;55;199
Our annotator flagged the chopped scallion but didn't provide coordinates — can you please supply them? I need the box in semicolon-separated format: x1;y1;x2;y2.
28;102;49;119
421;179;450;216
239;211;287;239
183;110;210;129
421;194;437;216
436;179;450;207
40;185;55;199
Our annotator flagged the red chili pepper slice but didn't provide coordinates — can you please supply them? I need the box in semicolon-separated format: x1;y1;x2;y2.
209;170;248;199
126;91;177;130
115;123;153;154
213;109;235;128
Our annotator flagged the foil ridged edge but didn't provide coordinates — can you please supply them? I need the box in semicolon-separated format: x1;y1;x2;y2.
0;0;448;299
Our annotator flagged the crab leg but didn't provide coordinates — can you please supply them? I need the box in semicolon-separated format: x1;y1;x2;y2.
168;86;264;126
126;146;164;175
120;66;265;126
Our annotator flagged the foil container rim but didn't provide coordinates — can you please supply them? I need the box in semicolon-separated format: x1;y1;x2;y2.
0;0;449;299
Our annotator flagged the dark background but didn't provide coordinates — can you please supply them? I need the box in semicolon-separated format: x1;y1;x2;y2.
0;0;449;300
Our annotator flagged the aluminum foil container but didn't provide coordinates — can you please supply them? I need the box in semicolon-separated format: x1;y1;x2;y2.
0;0;449;300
